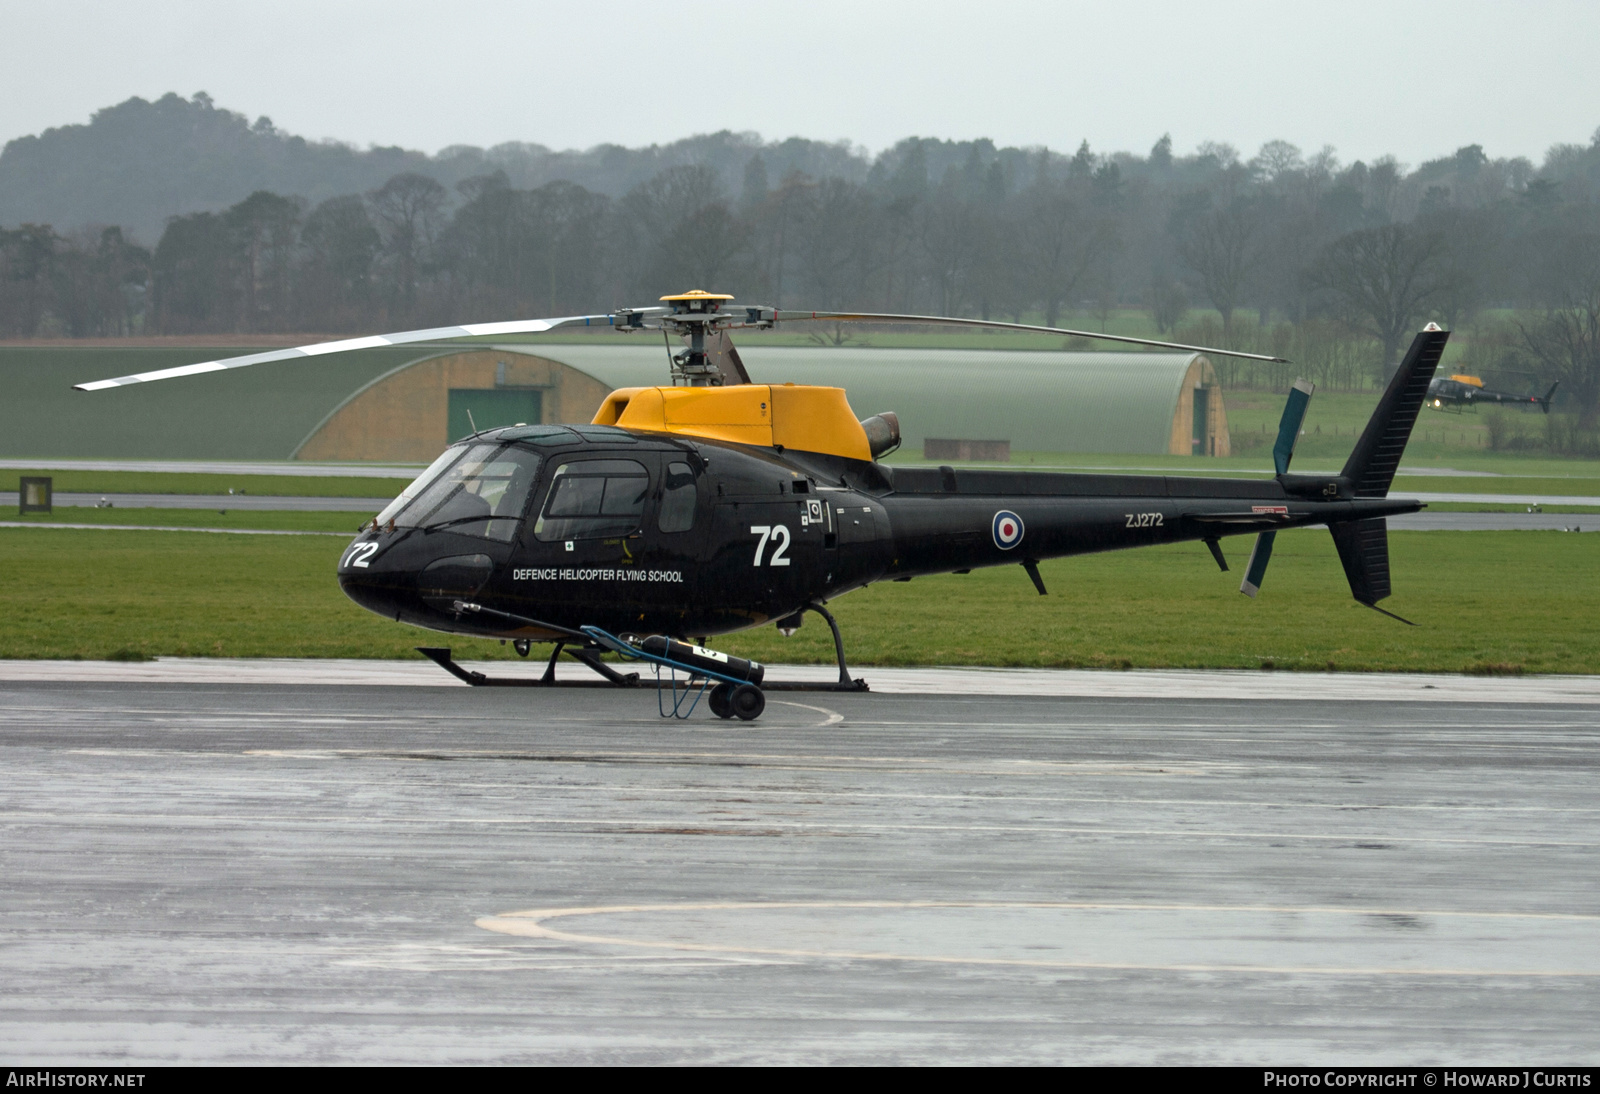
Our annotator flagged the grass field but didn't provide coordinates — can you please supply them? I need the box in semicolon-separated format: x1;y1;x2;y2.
2;525;1594;674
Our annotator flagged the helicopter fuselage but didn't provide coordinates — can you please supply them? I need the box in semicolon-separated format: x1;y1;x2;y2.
1426;376;1553;412
336;423;1419;642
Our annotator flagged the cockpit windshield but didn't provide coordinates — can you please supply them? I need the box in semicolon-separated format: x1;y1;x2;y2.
374;443;542;542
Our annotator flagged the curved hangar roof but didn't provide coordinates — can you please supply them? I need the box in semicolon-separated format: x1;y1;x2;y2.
297;344;1230;461
4;342;1227;461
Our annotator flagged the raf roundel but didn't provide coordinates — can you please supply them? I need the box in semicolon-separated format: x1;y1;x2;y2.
992;510;1025;550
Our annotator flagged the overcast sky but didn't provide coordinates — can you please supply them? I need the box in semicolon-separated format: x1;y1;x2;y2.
5;0;1597;168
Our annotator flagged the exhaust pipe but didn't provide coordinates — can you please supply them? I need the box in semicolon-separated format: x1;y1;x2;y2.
860;411;900;458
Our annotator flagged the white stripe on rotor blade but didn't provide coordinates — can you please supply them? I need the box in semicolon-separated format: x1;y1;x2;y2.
460;319;556;336
133;360;232;381
299;335;395;356
74;313;614;390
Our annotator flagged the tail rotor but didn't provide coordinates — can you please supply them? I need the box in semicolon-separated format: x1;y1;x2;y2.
1240;379;1315;598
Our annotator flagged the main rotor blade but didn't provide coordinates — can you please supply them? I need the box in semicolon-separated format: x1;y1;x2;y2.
73;311;664;391
770;310;1290;364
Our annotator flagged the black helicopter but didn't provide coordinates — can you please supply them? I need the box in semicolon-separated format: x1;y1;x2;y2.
1425;372;1558;414
77;292;1447;720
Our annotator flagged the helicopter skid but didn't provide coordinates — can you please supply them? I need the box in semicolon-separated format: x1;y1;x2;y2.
416;646;640;688
763;678;869;693
415;645;868;693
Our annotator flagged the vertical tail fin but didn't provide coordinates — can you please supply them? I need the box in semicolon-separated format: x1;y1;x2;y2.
1323;324;1446;624
1341;326;1451;497
1538;381;1560;415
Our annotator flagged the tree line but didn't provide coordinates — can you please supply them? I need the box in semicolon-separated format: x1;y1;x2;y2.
3;126;1600;440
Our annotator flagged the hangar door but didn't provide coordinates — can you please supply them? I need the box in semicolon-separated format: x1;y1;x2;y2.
448;389;542;442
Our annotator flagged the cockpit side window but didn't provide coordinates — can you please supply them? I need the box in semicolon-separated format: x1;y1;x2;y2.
379;442;542;542
534;459;651;542
658;461;697;533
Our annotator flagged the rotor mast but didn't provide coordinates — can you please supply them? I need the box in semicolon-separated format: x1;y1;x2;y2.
660;290;737;386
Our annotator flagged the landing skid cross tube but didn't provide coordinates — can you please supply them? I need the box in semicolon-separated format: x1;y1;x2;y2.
762;601;869;693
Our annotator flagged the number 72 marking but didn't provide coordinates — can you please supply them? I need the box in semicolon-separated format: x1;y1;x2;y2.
749;525;792;566
342;542;379;568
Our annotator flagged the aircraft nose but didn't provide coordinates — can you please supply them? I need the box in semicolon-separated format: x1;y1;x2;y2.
337;533;420;618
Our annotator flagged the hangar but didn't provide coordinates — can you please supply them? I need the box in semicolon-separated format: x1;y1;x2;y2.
5;342;1230;461
292;344;1230;461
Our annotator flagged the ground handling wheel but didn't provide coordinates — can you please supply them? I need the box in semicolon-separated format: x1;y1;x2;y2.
730;683;765;721
708;682;736;719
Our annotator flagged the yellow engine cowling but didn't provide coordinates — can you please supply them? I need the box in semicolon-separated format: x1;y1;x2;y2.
591;383;873;461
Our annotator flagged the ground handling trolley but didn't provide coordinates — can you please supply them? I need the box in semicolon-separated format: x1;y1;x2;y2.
581;626;767;721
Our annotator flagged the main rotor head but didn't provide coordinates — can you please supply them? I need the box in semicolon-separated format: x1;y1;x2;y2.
657;290;760;386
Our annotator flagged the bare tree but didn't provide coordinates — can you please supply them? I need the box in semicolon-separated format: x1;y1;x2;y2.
620;165;750;294
1149;272;1188;334
0;224;61;336
368;173;447;320
1020;180;1116;327
793;177;879;309
58;226;150;336
920;185;984;317
1179;203;1256;338
1250;140;1304;183
1517;230;1600;430
1307;223;1452;381
225;190;300;331
301;194;382;329
745;169;808;307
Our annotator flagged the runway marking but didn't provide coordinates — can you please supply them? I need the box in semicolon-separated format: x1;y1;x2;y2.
10;809;1593;848
477;900;1600;977
129;766;1593;818
770;700;845;725
232;746;1241;775
462;784;1600;816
